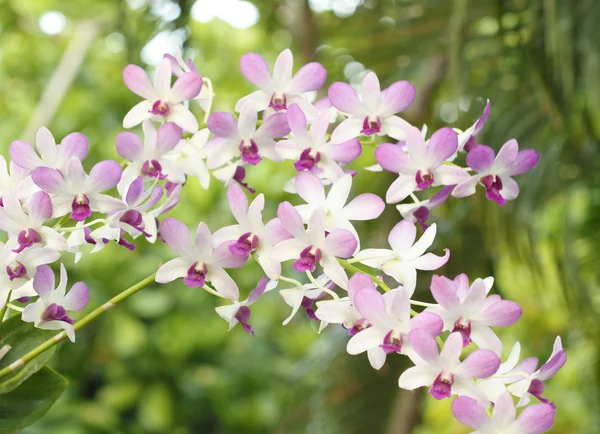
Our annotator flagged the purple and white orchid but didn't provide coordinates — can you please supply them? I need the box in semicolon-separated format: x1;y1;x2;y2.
328;72;415;143
236;49;327;116
453;140;539;205
122;57;202;132
21;264;89;342
397;186;453;230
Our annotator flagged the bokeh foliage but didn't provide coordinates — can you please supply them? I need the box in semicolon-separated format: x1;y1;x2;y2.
0;0;597;432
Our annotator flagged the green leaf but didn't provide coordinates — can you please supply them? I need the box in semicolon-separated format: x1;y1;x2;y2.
0;366;68;433
0;315;57;394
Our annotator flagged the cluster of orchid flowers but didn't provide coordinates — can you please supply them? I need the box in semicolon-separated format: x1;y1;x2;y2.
0;47;563;432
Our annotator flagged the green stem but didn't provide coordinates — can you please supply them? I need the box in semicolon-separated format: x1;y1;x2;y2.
0;291;12;322
338;259;392;292
52;215;70;230
0;272;157;380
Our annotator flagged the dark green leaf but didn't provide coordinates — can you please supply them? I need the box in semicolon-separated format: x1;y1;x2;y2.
0;366;68;433
0;316;57;394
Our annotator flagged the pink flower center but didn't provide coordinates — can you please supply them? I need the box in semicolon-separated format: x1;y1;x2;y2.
229;232;259;256
381;330;403;354
293;245;322;273
184;262;208;288
361;115;381;135
347;318;370;336
150;100;170;116
416;169;434;189
71;194;92;221
239;139;261;165
41;303;73;324
430;371;454;400
452;317;472;347
269;92;287;111
412;206;430;231
294;148;321;171
481;175;506;205
6;261;26;281
13;228;42;253
142;159;166;179
234;305;255;335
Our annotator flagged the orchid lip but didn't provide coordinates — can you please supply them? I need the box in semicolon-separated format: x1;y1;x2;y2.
13;228;42;253
41;303;74;324
6;261;26;281
430;371;454;400
452;317;472;347
412;206;430;231
481;174;506;205
301;296;321;321
239;139;262;166
233;166;256;193
380;330;403;354
294;148;321;171
235;305;254;336
142;159;166;179
229;232;259;256
150;100;170;116
361;115;381;135
269;92;287;111
347;318;370;336
416;169;434;190
71;194;92;221
183;261;208;288
293;245;322;273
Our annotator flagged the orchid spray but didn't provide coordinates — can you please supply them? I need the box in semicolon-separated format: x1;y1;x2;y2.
0;46;560;433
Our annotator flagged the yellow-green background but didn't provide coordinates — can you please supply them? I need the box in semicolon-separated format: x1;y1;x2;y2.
0;0;596;432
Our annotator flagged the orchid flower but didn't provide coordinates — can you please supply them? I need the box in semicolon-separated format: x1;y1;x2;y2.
0;191;67;253
280;274;330;325
142;183;182;243
164;48;212;111
22;264;89;342
236;49;327;116
328;72;415;143
163;129;211;190
10;127;88;172
122;57;202;132
32;157;123;221
155;218;247;300
215;276;276;335
0;156;38;202
277;104;361;182
452;393;555;434
116;121;185;194
426;274;522;355
1;242;60;292
273;203;357;288
346;273;443;369
397;186;453;230
457;99;491;154
212;183;291;280
355;220;449;295
453;140;539;205
399;330;501;402
294;171;384;251
375;127;470;204
206;106;290;168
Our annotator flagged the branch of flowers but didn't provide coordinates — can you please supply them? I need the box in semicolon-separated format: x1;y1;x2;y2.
0;291;12;322
306;271;339;299
409;300;436;307
52;215;70;231
337;258;392;292
278;275;305;289
57;219;107;233
0;272;157;380
6;303;23;312
201;284;226;298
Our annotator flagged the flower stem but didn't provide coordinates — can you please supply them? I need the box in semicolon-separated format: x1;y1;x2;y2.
0;291;12;322
0;272;157;380
337;259;392;292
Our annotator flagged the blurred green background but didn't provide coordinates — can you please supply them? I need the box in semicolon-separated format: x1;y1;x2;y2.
0;0;598;432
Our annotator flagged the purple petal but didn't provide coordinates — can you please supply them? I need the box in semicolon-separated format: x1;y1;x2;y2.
160;218;193;257
458;349;501;379
63;282;89;311
347;272;376;300
247;276;269;304
467;145;496;173
33;265;55;299
388;220;417;252
9;140;40;170
516;404;556;434
353;287;390;330
290;62;327;93
451;396;489;429
156;122;183;154
330;139;362;163
207;112;239;139
495;139;519;169
327;82;364;117
410;312;444;337
539;349;567;381
122;64;156;100
227;183;249;224
29;191;53;222
408;328;440;363
213;241;249;268
257;112;290;139
88;160;122;192
325;229;357;258
430;275;460;309
31;167;65;194
380;80;416;116
286;104;307;135
430;186;453;207
473;100;491;135
375;143;413;173
59;132;89;163
427;127;458;165
342;193;384;221
125;176;145;206
171;72;202;102
481;300;522;327
507;149;539;176
240;53;272;89
277;202;306;240
115;132;143;161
